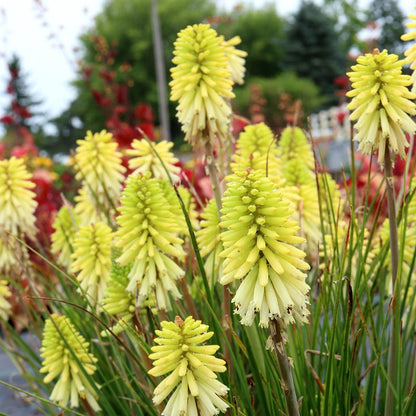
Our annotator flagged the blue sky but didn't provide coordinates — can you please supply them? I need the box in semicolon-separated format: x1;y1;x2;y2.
0;0;414;129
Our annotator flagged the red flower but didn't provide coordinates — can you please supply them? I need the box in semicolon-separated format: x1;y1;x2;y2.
0;115;14;124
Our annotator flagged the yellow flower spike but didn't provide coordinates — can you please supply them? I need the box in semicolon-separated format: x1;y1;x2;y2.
70;222;112;308
51;205;80;270
0;157;37;237
231;122;282;184
196;199;224;283
0;280;11;321
127;139;181;182
149;316;229;416
346;49;416;165
115;173;185;311
40;314;100;411
222;35;247;85
401;7;416;93
73;187;106;227
220;170;310;327
278;126;315;170
170;24;234;148
72;130;126;212
0;231;30;275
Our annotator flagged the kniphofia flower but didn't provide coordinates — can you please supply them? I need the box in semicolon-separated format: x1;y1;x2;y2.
51;205;80;269
346;49;416;164
170;24;234;147
40;314;100;410
71;222;112;307
220;170;310;327
148;316;229;416
115;173;185;310
231;122;281;184
127;139;181;182
0;156;37;237
401;6;416;93
0;280;11;321
222;36;247;85
196;199;224;283
72;130;126;211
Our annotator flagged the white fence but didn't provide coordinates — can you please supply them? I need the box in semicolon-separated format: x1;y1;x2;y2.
309;103;350;142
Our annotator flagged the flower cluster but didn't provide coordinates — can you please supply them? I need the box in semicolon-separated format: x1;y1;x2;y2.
115;173;185;310
71;221;113;307
401;6;416;93
51;205;80;269
196;198;224;283
40;314;100;411
0;280;11;321
347;49;416;164
0;156;37;237
127;139;181;182
170;24;235;147
148;316;229;416
231;122;281;183
220;170;310;327
72;130;126;213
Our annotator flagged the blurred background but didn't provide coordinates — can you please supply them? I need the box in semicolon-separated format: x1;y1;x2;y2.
0;0;414;156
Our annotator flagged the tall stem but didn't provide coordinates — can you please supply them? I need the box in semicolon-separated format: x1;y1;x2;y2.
270;319;300;416
204;140;232;371
384;146;400;415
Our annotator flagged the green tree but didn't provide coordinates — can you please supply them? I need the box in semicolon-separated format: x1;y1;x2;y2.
367;0;406;54
216;4;286;78
322;0;368;54
284;1;346;106
68;0;216;143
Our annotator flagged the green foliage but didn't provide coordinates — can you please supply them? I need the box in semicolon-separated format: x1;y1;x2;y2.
70;0;216;137
216;4;286;77
322;0;369;54
284;1;346;105
368;0;406;54
233;72;325;130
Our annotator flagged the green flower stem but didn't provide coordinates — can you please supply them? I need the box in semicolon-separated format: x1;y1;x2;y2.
270;319;300;416
204;140;233;373
384;145;401;415
205;141;223;214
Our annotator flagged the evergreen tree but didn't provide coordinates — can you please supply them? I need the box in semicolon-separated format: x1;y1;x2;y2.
284;1;346;106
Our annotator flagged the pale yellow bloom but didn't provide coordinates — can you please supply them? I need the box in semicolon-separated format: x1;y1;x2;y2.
0;157;37;237
347;49;416;164
196;199;224;283
231;122;281;185
222;36;247;85
115;173;185;310
73;187;106;226
71;222;112;307
40;314;100;411
72;130;126;211
0;280;11;321
220;170;310;327
127;139;181;182
149;316;229;416
170;24;234;147
401;6;416;93
51;205;80;270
